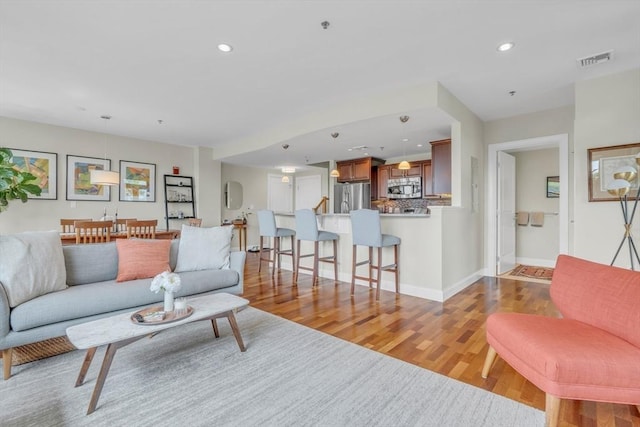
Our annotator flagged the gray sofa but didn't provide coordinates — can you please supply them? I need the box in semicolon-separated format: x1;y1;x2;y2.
0;239;246;379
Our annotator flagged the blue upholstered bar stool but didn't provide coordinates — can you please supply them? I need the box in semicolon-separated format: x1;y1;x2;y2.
257;210;295;276
350;209;400;300
294;209;339;286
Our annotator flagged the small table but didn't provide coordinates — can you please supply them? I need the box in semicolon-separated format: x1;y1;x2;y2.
66;293;249;415
223;223;247;251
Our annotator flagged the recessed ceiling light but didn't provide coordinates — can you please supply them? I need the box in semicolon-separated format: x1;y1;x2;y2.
497;42;515;52
402;138;409;142
217;43;233;53
417;144;423;147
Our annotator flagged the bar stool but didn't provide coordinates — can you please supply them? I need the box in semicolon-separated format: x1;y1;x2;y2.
294;209;339;286
350;209;400;300
257;210;295;275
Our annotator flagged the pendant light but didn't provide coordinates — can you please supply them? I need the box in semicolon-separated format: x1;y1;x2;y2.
90;115;120;186
398;115;411;170
281;144;293;183
329;132;340;178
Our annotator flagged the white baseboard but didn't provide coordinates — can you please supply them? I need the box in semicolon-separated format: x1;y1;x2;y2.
292;264;483;303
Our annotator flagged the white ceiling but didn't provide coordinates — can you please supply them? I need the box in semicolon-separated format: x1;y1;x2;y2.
1;1;639;170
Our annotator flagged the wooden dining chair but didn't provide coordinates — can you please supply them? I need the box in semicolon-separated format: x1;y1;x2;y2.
61;218;92;233
75;220;113;244
187;218;202;227
126;219;157;239
115;218;136;232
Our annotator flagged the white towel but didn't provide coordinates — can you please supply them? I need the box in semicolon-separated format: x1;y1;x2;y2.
516;212;529;226
530;212;544;227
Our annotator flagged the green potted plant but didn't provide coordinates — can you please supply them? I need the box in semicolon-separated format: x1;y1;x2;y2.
0;147;42;212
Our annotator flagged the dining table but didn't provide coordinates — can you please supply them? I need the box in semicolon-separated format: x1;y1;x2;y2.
60;229;180;245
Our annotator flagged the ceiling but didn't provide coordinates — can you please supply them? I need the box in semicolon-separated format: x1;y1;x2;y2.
1;1;639;170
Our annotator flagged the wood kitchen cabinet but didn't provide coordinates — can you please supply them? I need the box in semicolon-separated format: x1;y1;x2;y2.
377;165;390;199
422;160;433;197
430;139;451;194
336;157;384;183
389;163;422;178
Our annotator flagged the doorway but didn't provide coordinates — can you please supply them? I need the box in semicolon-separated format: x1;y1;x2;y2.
486;134;569;276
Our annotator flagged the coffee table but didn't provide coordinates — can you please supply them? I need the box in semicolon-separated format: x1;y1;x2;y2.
66;292;249;415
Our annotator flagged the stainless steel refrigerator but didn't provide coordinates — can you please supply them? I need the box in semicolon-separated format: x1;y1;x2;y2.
334;183;371;213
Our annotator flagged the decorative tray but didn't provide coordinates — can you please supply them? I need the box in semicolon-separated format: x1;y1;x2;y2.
130;305;194;325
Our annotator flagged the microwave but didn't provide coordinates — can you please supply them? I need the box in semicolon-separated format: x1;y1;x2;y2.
387;177;422;199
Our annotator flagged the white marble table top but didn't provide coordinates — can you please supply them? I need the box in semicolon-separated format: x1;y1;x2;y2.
66;293;249;349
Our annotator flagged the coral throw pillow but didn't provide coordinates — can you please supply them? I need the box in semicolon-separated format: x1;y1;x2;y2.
116;239;171;282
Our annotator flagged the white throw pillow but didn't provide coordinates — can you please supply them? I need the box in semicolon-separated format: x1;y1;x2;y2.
174;225;232;272
0;230;68;307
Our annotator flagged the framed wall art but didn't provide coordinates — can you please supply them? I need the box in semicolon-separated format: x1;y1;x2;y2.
546;176;559;198
588;142;640;202
66;155;111;201
9;148;57;200
119;160;156;202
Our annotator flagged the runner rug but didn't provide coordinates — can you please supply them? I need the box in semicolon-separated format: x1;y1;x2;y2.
0;307;543;426
501;264;554;283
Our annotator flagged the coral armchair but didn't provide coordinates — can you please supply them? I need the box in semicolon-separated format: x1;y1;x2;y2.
482;255;640;427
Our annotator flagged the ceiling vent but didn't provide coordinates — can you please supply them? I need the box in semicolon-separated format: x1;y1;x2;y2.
350;145;368;151
577;50;614;68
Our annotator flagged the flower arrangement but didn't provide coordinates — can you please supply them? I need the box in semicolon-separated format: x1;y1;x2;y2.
150;271;181;294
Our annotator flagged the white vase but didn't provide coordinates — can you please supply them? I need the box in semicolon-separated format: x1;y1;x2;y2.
164;291;174;312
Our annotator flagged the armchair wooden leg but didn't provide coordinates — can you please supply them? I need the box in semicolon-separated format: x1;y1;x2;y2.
545;394;561;427
3;348;13;380
481;346;497;378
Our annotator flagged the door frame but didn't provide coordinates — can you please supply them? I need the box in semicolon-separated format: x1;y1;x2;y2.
486;133;569;276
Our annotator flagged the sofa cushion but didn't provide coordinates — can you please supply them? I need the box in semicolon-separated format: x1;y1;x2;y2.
116;239;171;282
0;230;67;307
10;268;239;331
175;225;232;272
63;242;118;285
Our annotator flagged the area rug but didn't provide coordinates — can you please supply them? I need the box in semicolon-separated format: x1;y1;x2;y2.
0;307;543;426
10;336;76;366
501;264;553;283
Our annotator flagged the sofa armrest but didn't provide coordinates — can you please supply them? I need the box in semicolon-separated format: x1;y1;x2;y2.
0;282;10;339
229;251;246;293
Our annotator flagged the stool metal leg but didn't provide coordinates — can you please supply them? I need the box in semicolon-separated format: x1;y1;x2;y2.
258;236;266;272
368;247;374;288
313;241;319;286
272;236;279;276
351;245;357;295
333;239;338;282
376;247;383;300
394;244;400;293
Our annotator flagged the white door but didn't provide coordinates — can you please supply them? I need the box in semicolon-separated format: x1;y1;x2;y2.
497;151;516;274
295;175;322;210
267;174;293;213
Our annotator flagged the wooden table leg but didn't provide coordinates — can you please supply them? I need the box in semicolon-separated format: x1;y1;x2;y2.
75;347;97;387
226;310;246;352
84;336;143;415
211;319;220;338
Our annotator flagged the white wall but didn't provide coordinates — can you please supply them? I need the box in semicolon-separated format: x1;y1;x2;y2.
0;116;221;234
514;148;559;265
573;68;640;267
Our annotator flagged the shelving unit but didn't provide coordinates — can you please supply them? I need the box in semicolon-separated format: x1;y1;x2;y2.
163;174;196;230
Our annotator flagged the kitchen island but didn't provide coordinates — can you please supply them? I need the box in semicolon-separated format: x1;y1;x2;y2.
274;207;482;302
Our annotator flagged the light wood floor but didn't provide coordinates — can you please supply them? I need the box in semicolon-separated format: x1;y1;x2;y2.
243;252;640;427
